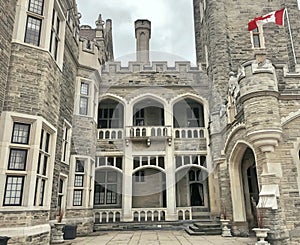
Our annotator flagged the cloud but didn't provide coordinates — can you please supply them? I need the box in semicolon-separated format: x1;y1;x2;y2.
77;0;196;65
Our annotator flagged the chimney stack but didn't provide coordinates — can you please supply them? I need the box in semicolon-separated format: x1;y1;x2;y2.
135;19;151;63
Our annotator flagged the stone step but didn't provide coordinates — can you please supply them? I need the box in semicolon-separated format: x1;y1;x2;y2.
185;227;222;236
189;224;220;232
193;223;221;228
94;220;190;232
191;207;209;212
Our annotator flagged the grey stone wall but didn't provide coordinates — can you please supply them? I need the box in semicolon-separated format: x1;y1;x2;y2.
0;0;16;115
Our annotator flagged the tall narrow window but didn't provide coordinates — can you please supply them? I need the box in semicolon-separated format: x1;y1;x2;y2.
61;121;71;163
79;82;89;115
49;9;61;60
25;0;44;46
73;159;85;206
251;26;264;49
58;178;64;211
34;128;51;206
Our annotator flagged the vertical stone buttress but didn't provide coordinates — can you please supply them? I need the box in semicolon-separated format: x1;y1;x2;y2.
135;19;151;63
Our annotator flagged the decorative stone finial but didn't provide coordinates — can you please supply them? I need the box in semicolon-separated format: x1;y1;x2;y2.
95;14;104;29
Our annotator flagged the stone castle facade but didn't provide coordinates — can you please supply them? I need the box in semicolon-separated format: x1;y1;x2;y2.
0;0;300;244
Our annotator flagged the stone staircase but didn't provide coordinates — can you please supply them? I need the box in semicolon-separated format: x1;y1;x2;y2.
185;219;222;236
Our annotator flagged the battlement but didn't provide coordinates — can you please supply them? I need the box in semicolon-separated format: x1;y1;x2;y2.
78;38;101;69
102;61;201;74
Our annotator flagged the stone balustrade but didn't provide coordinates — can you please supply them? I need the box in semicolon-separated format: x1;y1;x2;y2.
98;128;124;140
174;127;206;139
94;209;122;223
94;207;193;223
177;207;192;220
126;126;172;138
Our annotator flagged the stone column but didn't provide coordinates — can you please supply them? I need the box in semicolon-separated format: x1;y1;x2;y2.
122;144;133;222
165;104;177;220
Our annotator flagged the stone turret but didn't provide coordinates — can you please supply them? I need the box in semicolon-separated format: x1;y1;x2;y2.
135;19;151;63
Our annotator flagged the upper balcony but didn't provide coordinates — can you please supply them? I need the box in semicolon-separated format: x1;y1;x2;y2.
97;97;208;150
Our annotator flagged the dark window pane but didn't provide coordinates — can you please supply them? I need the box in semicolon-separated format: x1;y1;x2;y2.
76;160;85;172
12;123;30;144
8;149;27;170
24;16;42;46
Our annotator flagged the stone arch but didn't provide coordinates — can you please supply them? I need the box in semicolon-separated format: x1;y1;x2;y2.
98;96;125;129
170;93;209;128
281;109;300;127
228;140;258;222
99;93;126;106
129;93;168;109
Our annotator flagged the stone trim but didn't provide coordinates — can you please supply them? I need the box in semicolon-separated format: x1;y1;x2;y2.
0;224;50;237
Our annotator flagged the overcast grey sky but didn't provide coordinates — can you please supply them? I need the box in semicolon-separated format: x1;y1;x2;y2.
77;0;196;65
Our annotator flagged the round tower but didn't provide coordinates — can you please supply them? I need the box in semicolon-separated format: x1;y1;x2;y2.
135;19;151;63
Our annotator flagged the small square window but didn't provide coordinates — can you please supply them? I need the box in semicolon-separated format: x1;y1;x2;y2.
28;0;44;15
8;149;27;170
12;123;30;144
80;82;89;95
75;160;85;172
74;175;84;187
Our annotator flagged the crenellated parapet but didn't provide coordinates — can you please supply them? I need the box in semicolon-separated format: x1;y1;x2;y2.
229;54;283;152
102;61;200;74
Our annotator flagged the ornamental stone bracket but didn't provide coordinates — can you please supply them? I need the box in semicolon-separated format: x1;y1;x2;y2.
257;184;280;210
247;129;282;153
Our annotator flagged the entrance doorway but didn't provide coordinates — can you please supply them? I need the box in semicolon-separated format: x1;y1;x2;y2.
189;170;204;206
242;148;259;228
190;183;204;206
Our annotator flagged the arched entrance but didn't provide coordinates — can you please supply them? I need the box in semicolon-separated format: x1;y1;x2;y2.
229;143;259;229
176;166;209;209
132;168;166;208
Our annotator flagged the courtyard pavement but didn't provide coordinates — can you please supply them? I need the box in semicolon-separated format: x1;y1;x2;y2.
72;230;257;245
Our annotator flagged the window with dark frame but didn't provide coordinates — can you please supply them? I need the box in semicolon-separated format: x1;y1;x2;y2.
8;149;27;170
74;175;84;187
49;9;61;60
28;0;44;15
58;178;64;211
252;28;261;48
61;122;71;163
94;171;118;205
75;160;85;172
34;128;50;207
12;123;30;144
79;81;90;115
24;16;42;46
73;190;83;206
3;176;24;206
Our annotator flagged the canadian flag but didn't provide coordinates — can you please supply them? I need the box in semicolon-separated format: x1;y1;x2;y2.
248;8;285;31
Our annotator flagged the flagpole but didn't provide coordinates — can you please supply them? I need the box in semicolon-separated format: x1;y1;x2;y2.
285;8;297;65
